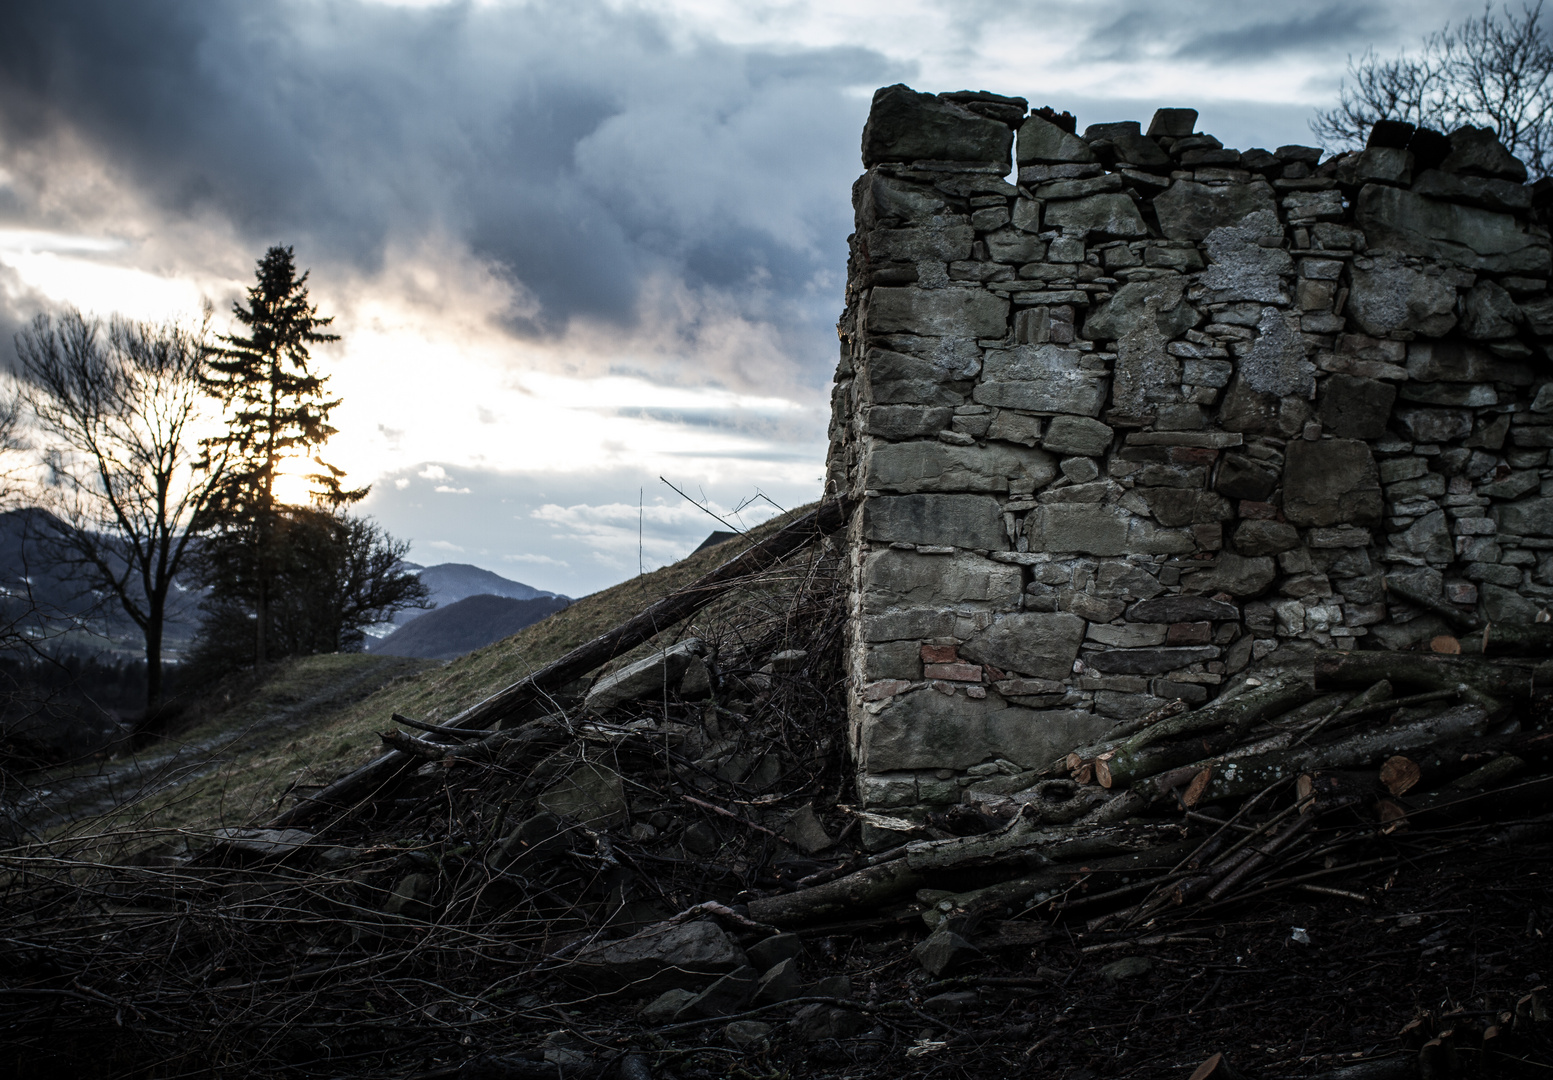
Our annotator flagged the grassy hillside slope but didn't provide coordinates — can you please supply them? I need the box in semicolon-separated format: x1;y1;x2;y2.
65;505;816;839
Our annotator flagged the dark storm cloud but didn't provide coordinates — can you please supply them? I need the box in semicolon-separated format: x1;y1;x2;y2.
1174;6;1379;60
0;0;893;351
1081;1;1387;63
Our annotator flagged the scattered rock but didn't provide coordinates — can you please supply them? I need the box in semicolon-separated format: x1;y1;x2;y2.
1100;956;1154;984
790;1003;867;1040
537;762;629;828
812;975;853;998
746;933;804;971
585;639;706;713
912;929;981;976
753;957;803;1004
783;804;834;854
640;988;699;1023
725;1020;773;1049
684;965;759;1018
570;919;748;994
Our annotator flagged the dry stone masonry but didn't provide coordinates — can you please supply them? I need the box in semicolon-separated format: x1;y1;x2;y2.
827;85;1553;826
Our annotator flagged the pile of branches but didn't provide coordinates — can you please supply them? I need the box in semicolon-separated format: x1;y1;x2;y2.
0;504;866;1078
755;650;1553;938
3;496;1553;1078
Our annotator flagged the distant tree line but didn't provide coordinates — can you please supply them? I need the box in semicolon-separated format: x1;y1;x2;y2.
10;246;429;719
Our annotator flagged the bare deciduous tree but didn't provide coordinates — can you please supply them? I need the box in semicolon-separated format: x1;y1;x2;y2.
1313;2;1553;177
17;308;231;712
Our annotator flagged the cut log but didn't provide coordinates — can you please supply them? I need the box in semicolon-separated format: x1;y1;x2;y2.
901;818;1187;874
1378;755;1422;796
1095;679;1313;789
1386;575;1479;630
270;498;853;827
1314;652;1534;704
1053;678;1303;776
746;860;924;927
1198;705;1488;803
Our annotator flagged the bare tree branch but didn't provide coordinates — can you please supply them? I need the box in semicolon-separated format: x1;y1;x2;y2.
1313;2;1553;177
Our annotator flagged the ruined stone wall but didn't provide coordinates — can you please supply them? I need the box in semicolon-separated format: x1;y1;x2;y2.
827;84;1553;827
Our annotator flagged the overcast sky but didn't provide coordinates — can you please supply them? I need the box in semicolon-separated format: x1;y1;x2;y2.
0;0;1474;595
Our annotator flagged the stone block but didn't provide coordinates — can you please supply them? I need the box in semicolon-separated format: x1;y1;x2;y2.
959;612;1086;679
862;549;1023;611
1135;488;1234;528
1492;497;1553;537
1043;193;1148;237
1392;509;1454;562
1214;453;1280;501
1233;519;1300;555
987;410;1044;446
867;224;976;264
866;286;1010;338
1179;552;1278;597
862;84;1014;167
861;608;957;642
1025;503;1193;556
1481;581;1540;622
571;920;747;995
1394;406;1473;443
1346;254;1459;338
1153;179;1279;241
862;692;1109;771
859;172;955;233
1460;279;1521;340
1082;280;1198;341
865;405;954;441
1398;382;1498;407
1126;596;1240;622
1406;340;1532;384
864;641;920;681
1165;621;1213;644
1082;646;1219;674
865;439;1057;494
1282;438;1383;527
975;344;1109;416
985;227;1045;264
1411;169;1533;213
1440;126;1528;183
1218;375;1313;439
1316;374;1396;439
863;494;1009;549
1042;415;1115;456
1016;114;1096;165
538;763;629;828
1355;184;1550;275
1086;622;1168;647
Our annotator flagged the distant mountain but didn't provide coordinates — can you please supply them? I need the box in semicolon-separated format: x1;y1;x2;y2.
370;593;571;660
0;507;202;660
389;562;564;628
